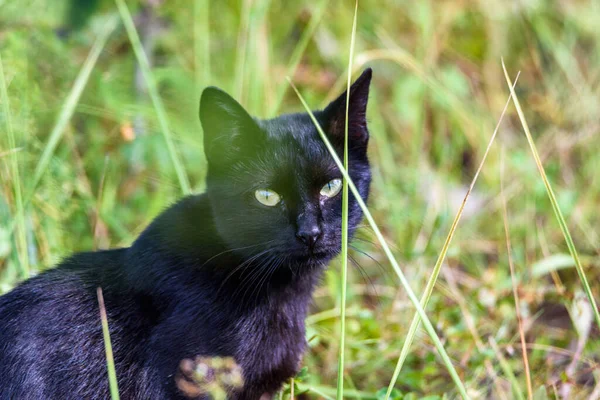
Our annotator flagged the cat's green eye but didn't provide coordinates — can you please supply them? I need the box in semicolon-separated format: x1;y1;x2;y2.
255;189;281;207
320;178;342;198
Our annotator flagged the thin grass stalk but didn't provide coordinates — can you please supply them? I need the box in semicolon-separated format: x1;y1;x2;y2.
115;0;191;195
245;0;272;116
234;0;252;101
384;72;520;398
194;0;210;94
97;287;120;400
336;2;358;398
297;383;377;399
500;148;533;400
441;269;510;400
287;79;470;399
27;16;117;207
501;59;600;331
0;148;22;159
489;337;526;400
0;54;30;278
268;0;329;116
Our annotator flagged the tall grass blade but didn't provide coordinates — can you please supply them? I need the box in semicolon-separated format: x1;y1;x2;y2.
97;287;120;400
489;337;525;400
28;16;117;205
287;79;470;399
115;0;191;194
384;73;520;398
502;59;600;331
500;148;533;400
234;0;252;101
0;54;30;277
336;2;358;398
268;0;329;116
194;0;210;93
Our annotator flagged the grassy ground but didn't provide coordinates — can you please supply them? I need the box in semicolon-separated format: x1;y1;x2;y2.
1;0;600;398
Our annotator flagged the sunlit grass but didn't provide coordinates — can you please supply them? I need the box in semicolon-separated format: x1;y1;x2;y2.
27;16;117;209
194;0;211;93
0;54;28;278
115;0;190;195
500;148;533;400
502;60;600;332
489;336;525;400
384;72;521;397
269;0;329;116
2;1;599;397
288;79;470;399
336;2;358;398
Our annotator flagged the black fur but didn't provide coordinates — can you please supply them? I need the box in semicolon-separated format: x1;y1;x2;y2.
0;69;373;399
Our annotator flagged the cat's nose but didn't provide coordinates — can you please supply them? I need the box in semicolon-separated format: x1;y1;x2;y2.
296;226;322;248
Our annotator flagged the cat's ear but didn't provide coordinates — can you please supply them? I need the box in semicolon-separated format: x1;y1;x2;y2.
322;68;372;148
199;87;262;166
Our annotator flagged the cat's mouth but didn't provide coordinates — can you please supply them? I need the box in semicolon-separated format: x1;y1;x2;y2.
291;248;334;264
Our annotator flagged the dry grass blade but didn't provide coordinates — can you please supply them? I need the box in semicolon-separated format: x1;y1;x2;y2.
501;59;600;331
115;0;191;194
489;337;526;400
97;287;120;400
287;79;470;399
384;72;521;398
500;148;533;399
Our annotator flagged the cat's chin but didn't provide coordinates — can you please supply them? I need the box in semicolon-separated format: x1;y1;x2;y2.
291;250;335;266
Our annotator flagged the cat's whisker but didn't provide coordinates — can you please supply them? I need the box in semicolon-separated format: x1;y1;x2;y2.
232;252;277;301
248;255;282;306
352;236;379;248
200;240;275;269
235;256;276;305
217;248;275;296
349;244;391;282
347;253;381;307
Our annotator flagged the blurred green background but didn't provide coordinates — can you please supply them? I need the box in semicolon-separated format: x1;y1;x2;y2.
1;0;600;398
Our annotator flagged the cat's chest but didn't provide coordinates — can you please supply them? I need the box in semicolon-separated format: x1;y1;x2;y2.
233;297;309;385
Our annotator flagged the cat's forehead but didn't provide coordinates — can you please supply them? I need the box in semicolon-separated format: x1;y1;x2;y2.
259;112;322;140
265;114;333;156
248;113;339;184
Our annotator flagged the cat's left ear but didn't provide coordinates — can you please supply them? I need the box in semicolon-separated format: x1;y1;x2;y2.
322;68;372;148
199;86;263;168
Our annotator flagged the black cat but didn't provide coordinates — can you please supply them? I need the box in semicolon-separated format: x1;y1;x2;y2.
0;68;373;399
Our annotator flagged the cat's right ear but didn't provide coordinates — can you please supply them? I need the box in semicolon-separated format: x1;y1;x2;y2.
199;87;262;167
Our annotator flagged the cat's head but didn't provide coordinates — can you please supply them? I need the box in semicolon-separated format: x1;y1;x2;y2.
199;69;372;268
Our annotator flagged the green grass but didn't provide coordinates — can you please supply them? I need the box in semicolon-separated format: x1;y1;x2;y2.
115;0;190;195
1;1;600;398
502;60;600;332
97;287;120;400
336;2;359;398
0;54;29;278
288;78;469;398
384;72;521;399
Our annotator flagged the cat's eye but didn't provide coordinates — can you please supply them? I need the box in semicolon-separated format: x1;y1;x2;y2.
255;189;281;207
320;178;342;198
